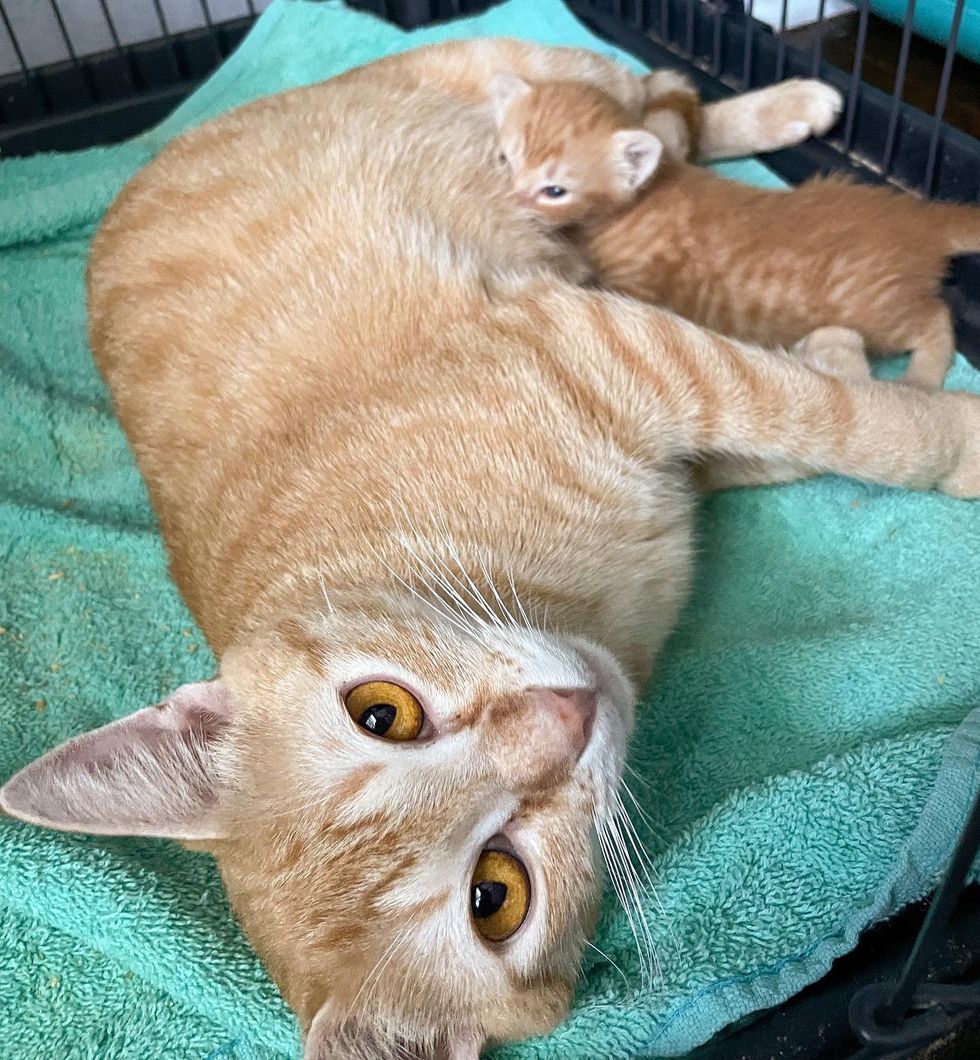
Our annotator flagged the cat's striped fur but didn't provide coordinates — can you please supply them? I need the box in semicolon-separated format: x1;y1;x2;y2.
3;40;979;1060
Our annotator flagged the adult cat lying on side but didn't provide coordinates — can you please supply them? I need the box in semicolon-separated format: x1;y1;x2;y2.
4;40;977;1060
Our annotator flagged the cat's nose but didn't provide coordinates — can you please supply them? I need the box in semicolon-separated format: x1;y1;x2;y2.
529;687;597;760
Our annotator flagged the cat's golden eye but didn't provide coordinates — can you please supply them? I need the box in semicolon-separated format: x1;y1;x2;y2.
344;681;423;741
470;849;531;942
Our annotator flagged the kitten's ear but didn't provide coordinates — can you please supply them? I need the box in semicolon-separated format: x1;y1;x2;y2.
610;128;664;191
488;72;532;126
0;680;235;840
304;1008;484;1059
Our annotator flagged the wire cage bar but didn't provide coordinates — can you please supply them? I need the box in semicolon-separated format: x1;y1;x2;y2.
1;1;977;203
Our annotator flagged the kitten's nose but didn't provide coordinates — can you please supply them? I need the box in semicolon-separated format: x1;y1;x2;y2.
529;687;597;760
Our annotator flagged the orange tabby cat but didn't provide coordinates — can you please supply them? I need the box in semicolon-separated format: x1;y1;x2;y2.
3;40;980;1060
490;73;980;389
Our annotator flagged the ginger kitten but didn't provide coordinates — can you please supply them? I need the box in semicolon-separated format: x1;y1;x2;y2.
490;73;980;388
3;39;980;1060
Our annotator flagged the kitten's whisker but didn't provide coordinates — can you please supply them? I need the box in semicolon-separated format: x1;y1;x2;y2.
310;544;336;616
429;510;506;629
360;530;472;636
425;547;493;631
386;501;475;627
409;552;488;640
614;791;666;881
374;548;477;640
344;925;413;1024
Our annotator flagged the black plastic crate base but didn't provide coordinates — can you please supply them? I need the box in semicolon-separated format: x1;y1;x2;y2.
0;17;253;157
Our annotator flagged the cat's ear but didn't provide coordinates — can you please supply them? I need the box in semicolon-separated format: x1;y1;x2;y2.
610;128;664;192
304;1008;484;1059
488;72;532;126
0;680;235;841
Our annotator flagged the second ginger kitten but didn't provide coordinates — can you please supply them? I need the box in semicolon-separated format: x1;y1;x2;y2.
490;72;980;388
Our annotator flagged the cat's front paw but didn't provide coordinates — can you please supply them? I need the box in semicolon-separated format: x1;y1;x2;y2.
755;79;843;151
937;393;980;498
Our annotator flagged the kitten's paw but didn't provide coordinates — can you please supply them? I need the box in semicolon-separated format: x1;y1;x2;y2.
792;326;871;382
754;79;843;151
937;394;980;498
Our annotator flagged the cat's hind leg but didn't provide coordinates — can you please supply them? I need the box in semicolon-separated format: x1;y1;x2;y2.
699;80;843;162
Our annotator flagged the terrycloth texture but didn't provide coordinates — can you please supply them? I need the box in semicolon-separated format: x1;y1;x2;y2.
1;2;979;1058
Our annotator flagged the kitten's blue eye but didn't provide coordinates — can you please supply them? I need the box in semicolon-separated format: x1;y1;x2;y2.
542;186;567;199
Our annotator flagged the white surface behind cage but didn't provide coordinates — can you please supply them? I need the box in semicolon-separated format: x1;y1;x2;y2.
748;0;854;31
0;0;273;78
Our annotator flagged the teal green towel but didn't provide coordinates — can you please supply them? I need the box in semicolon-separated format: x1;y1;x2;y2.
1;2;979;1057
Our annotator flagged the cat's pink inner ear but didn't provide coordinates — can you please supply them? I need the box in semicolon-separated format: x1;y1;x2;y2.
0;680;236;841
487;71;532;126
611;128;664;191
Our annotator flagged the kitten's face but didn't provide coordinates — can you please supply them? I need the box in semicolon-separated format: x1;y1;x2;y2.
213;593;635;1055
489;75;663;230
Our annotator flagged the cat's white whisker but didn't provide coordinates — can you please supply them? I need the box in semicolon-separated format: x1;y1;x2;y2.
583;937;631;992
622;760;654;792
614;787;667;878
611;794;680;959
598;801;662;985
344;925;414;1026
476;552;519;630
310;544;336;616
593;808;657;988
429;510;507;630
425;549;493;631
619;778;668;847
504;566;533;630
373;547;478;641
395;524;490;638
